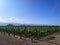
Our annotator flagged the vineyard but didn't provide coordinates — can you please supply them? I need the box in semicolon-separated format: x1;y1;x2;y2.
0;25;60;40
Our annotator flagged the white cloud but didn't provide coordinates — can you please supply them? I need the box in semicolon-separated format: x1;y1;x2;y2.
9;17;32;24
0;17;47;25
9;17;19;22
0;17;32;24
0;17;7;22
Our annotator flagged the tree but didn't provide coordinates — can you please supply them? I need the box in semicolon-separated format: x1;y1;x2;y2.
7;24;14;26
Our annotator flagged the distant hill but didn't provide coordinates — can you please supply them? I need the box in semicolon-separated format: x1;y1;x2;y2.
0;22;21;26
0;22;59;26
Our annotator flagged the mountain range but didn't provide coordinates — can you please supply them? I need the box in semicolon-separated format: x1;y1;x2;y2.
0;22;59;26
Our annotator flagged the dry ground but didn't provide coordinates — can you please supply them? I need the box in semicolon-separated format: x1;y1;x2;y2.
0;32;60;45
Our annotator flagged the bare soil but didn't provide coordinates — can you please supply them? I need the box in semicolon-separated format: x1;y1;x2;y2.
0;32;60;45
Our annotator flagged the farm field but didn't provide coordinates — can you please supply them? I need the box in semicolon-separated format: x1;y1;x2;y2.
0;26;60;39
0;30;60;45
0;26;60;45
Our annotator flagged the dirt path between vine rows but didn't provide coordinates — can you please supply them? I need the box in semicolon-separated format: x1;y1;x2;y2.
0;32;60;45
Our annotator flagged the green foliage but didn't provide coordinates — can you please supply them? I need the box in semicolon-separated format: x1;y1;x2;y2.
0;26;60;37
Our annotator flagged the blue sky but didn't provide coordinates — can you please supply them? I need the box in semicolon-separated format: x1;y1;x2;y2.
0;0;60;25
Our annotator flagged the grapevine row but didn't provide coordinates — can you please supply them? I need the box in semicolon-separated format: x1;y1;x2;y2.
0;26;60;39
